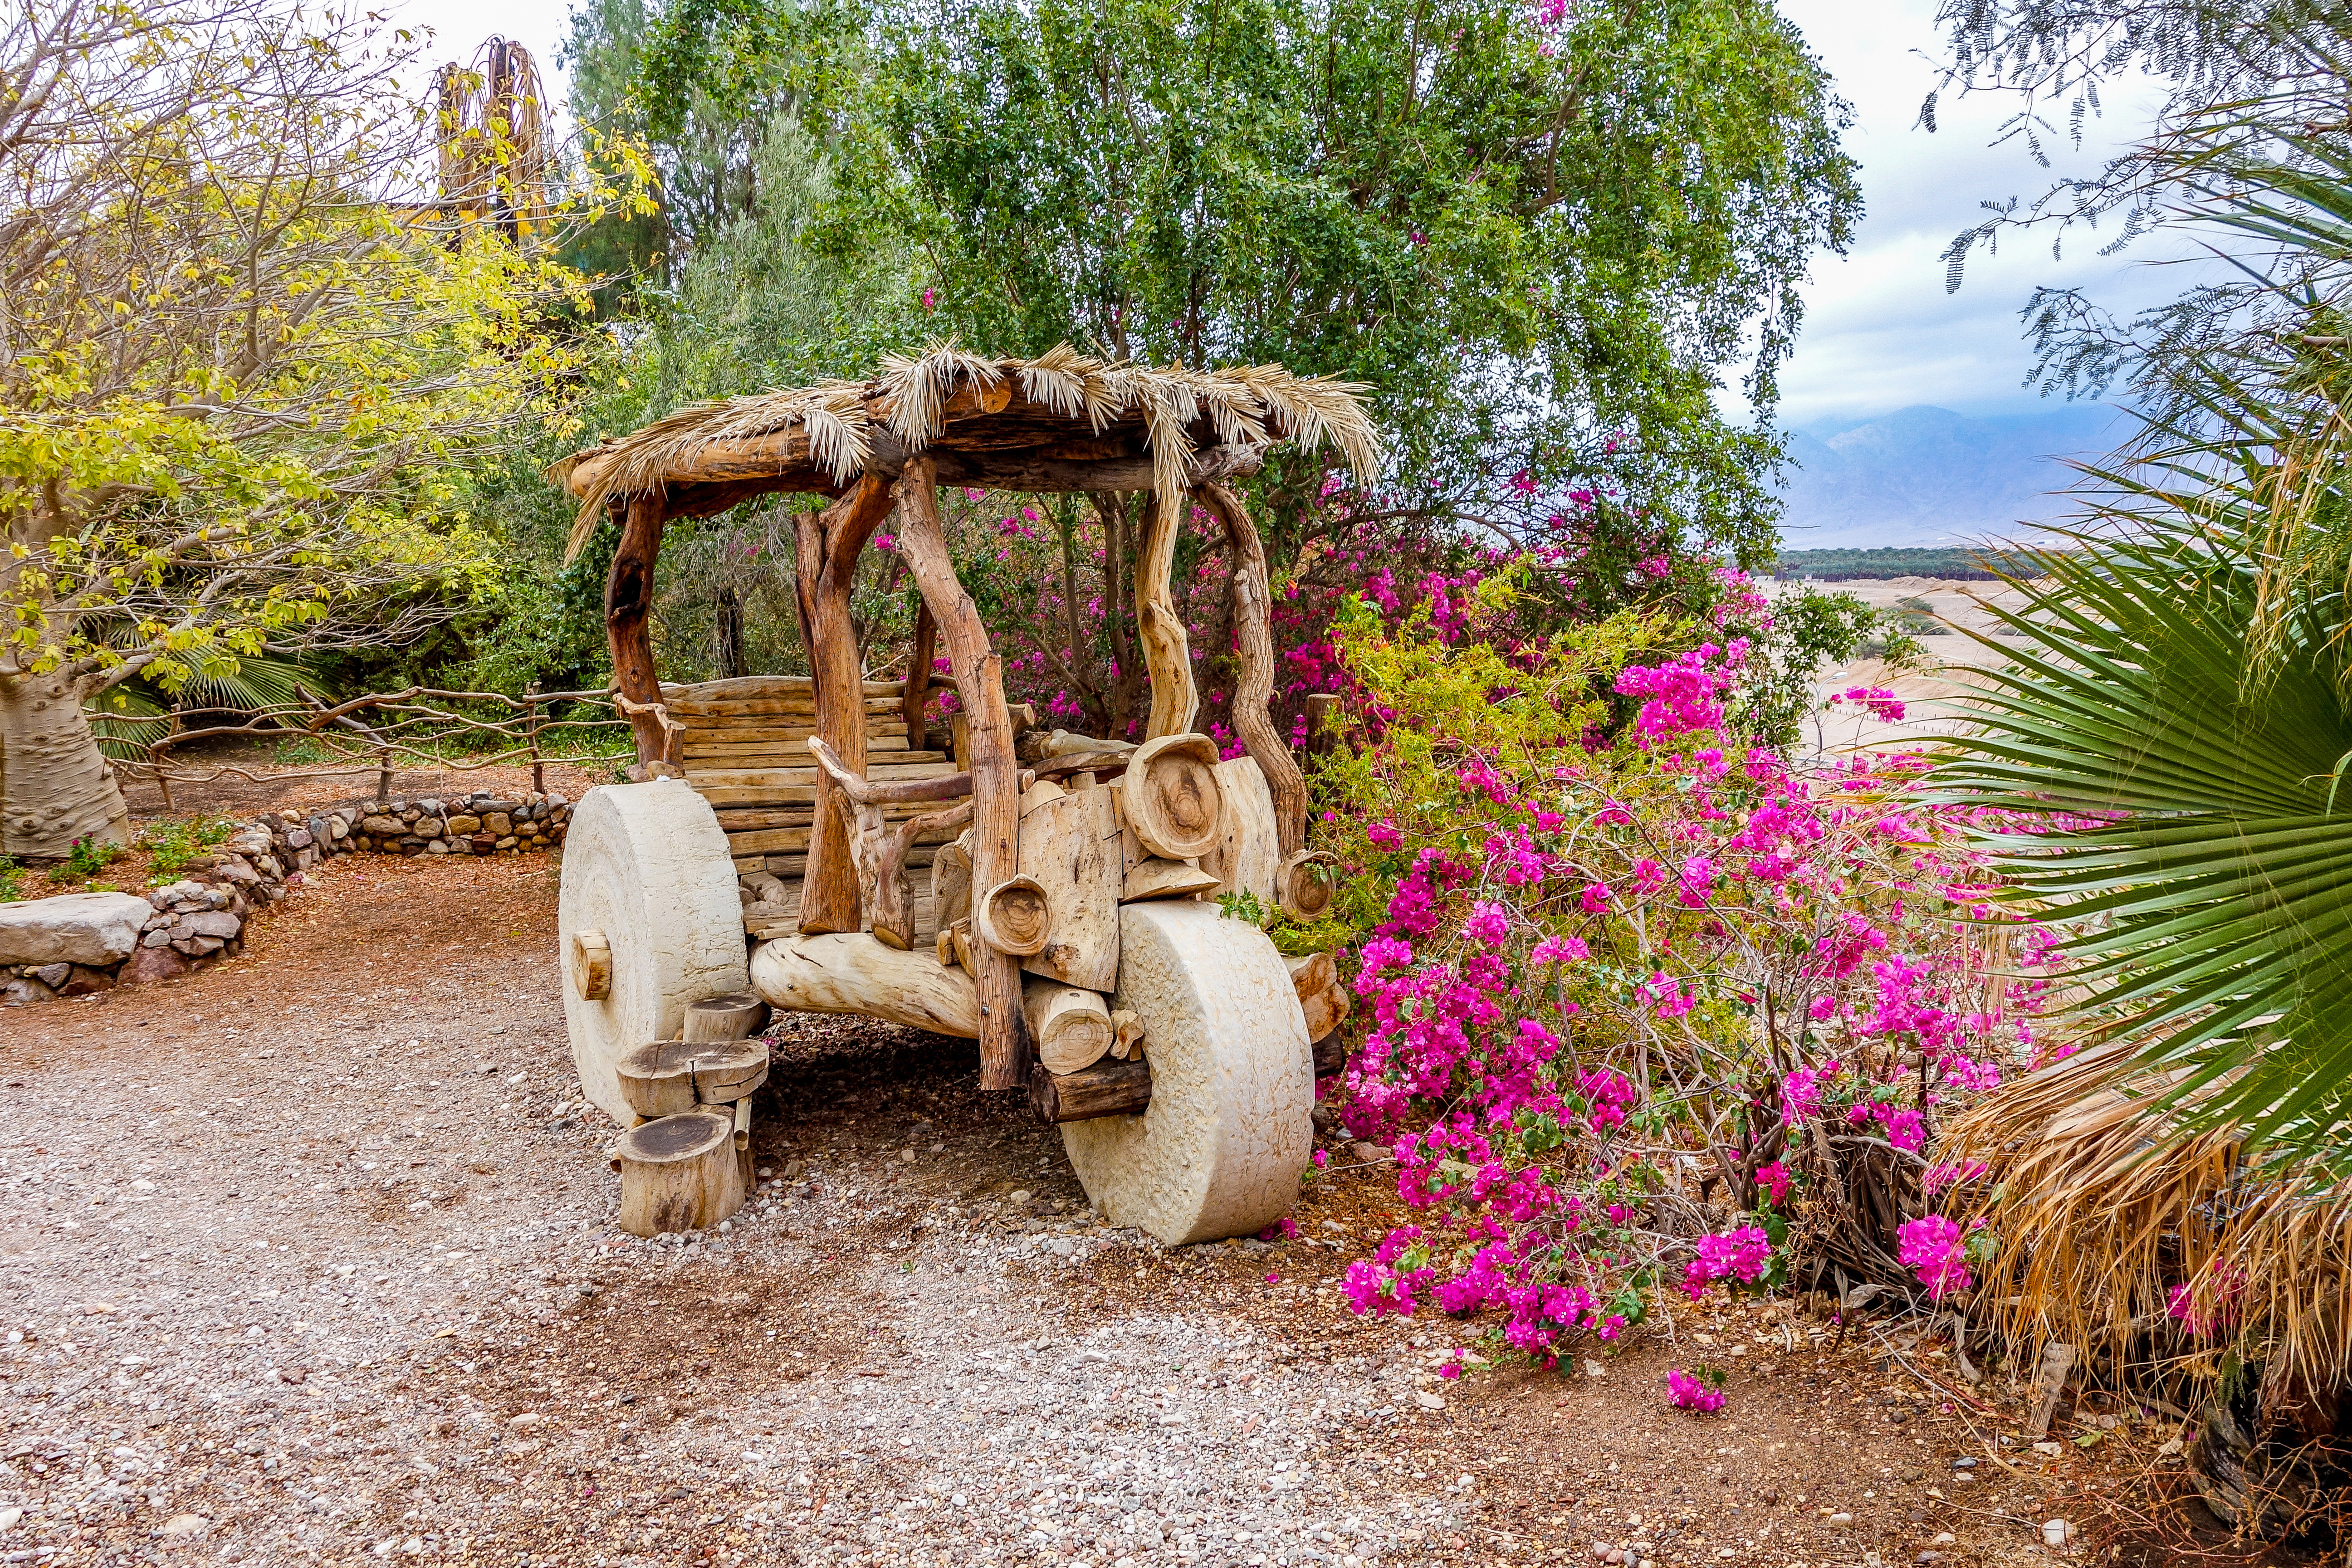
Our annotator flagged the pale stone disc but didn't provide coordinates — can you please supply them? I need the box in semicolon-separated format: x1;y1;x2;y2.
558;781;749;1125
1062;900;1313;1244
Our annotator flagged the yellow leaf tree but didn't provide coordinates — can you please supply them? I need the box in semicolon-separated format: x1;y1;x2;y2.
0;0;645;859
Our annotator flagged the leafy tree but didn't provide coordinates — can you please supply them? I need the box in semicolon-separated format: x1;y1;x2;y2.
620;0;1860;566
0;0;644;858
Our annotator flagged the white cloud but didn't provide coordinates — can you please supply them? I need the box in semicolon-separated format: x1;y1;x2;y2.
1773;0;2222;423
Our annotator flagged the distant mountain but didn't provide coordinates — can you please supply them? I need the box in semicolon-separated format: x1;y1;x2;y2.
1775;404;2128;550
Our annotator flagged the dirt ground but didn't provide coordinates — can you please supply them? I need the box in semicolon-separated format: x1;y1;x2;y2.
0;795;2194;1568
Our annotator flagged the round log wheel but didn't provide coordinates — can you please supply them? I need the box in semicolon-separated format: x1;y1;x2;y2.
558;781;749;1125
1061;900;1313;1244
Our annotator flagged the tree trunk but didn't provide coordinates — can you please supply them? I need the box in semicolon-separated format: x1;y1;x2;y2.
905;599;937;747
1097;493;1146;741
715;584;747;680
0;667;130;861
606;493;669;765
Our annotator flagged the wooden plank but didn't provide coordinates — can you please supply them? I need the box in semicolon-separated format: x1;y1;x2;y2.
688;759;956;786
661;676;903;700
714;802;954;830
681;733;911;755
724;821;963;856
684;747;945;772
663;695;903;719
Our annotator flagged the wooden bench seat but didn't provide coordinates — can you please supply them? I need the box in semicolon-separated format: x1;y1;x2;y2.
662;675;963;941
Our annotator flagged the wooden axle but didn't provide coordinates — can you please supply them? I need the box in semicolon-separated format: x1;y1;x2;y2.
1032;1033;1348;1124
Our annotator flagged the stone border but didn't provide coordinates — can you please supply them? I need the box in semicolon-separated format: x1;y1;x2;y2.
0;790;573;1004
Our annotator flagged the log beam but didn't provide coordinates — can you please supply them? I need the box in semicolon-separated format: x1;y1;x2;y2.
605;493;669;764
795;474;899;936
1199;482;1307;856
1031;1055;1152;1123
895;458;1031;1089
749;933;981;1037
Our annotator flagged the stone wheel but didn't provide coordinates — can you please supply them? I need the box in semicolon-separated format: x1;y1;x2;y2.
1061;901;1313;1244
558;781;749;1125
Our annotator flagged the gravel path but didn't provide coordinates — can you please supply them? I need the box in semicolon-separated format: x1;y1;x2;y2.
0;850;2073;1567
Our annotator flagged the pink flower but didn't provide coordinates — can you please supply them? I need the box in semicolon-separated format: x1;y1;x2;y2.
921;287;937;311
1531;934;1590;964
1464;901;1510;947
1834;685;1907;723
1667;1368;1726;1412
1754;1161;1791;1206
1897;1215;1972;1301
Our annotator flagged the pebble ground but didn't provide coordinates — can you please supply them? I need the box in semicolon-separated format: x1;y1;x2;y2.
0;846;2132;1566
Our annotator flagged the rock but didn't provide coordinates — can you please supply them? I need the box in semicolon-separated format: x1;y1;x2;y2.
213;855;261;886
158;1512;209;1546
0;977;57;1006
1950;1456;1976;1468
446;814;482;835
470;833;496;855
1413;1390;1445;1410
416;819;444;839
0;890;156;966
141;929;172;948
360;815;403;836
171;934;225;957
155;879;208;906
58;965;117;996
179;910;241;940
495;835;518;850
426;840;450;855
328;817;349;840
2041;1519;2074;1549
548;793;568;809
1829;1513;1854;1526
484;812;513;836
31;961;71;989
122;945;190;982
285;828;313;850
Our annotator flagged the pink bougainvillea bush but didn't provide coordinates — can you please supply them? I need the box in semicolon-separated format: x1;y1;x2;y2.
1310;567;2044;1372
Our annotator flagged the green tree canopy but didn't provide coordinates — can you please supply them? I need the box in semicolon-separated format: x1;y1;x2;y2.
600;0;1859;562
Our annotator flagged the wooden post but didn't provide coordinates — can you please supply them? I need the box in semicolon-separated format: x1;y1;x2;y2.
525;679;545;795
905;599;937;748
1199;482;1308;856
794;474;898;936
1135;487;1197;740
606;492;670;765
894;457;1032;1090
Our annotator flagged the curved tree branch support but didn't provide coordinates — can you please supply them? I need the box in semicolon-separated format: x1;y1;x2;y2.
793;474;900;935
1198;481;1308;858
1136;485;1197;740
894;458;1034;1089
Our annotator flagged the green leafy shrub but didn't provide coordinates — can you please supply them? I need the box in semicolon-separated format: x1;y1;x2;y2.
139;817;236;882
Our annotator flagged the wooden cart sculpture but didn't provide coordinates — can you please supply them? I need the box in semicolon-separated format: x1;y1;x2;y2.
547;347;1371;1245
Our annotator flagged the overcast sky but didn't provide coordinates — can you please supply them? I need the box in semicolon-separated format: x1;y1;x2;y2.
386;0;2204;430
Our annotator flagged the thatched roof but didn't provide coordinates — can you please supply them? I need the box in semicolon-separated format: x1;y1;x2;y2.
551;344;1380;558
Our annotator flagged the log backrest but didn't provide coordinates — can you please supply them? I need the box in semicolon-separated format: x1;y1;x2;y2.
660;675;920;772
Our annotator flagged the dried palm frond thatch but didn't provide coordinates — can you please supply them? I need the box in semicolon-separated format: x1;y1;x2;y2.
551;345;1380;560
1941;1040;2352;1407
